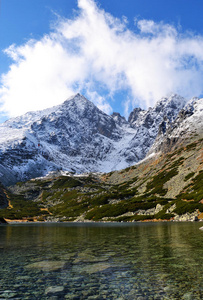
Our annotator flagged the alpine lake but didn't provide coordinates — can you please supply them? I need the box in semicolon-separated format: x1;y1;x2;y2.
0;222;203;299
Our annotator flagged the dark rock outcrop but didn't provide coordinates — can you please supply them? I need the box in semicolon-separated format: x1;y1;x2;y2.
0;183;8;209
0;217;7;224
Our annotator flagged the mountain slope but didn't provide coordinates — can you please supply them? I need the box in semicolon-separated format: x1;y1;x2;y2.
126;94;187;161
148;97;203;155
0;94;123;185
1;131;202;222
0;93;189;185
1;97;202;222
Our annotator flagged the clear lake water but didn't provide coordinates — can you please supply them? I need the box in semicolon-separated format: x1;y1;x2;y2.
0;222;203;299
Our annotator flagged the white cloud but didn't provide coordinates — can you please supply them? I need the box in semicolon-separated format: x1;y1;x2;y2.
1;0;203;118
85;89;112;115
137;19;177;37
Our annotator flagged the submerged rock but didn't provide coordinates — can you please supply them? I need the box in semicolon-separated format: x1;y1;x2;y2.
45;286;64;295
25;260;67;272
0;290;17;298
75;262;111;274
73;249;108;264
182;292;193;300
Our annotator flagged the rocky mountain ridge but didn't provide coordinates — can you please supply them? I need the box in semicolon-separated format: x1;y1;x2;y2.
0;93;193;186
1;128;202;223
149;97;203;154
0;93;202;222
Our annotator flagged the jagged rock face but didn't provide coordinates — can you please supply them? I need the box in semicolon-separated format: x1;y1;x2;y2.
149;97;203;154
0;93;195;185
125;94;187;161
129;95;186;127
111;112;128;127
0;94;127;184
128;108;146;124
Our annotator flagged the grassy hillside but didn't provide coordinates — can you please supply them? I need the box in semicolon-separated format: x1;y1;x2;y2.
0;136;203;222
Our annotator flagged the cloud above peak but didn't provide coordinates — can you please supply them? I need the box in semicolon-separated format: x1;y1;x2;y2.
1;0;203;118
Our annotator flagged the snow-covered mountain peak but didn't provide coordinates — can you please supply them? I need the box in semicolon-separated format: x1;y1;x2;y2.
111;112;128;126
148;96;203;155
194;97;203;111
128;94;187;129
153;94;187;120
2;93;90;130
183;96;201;113
128;107;146;126
156;93;186;106
180;97;203;125
0;93;199;186
63;93;90;109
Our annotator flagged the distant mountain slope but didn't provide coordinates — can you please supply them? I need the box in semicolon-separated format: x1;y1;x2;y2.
1;125;202;222
0;95;202;222
148;97;203;155
0;93;195;185
126;94;187;161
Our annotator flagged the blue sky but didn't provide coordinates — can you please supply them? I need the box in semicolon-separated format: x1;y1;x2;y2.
1;0;203;122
